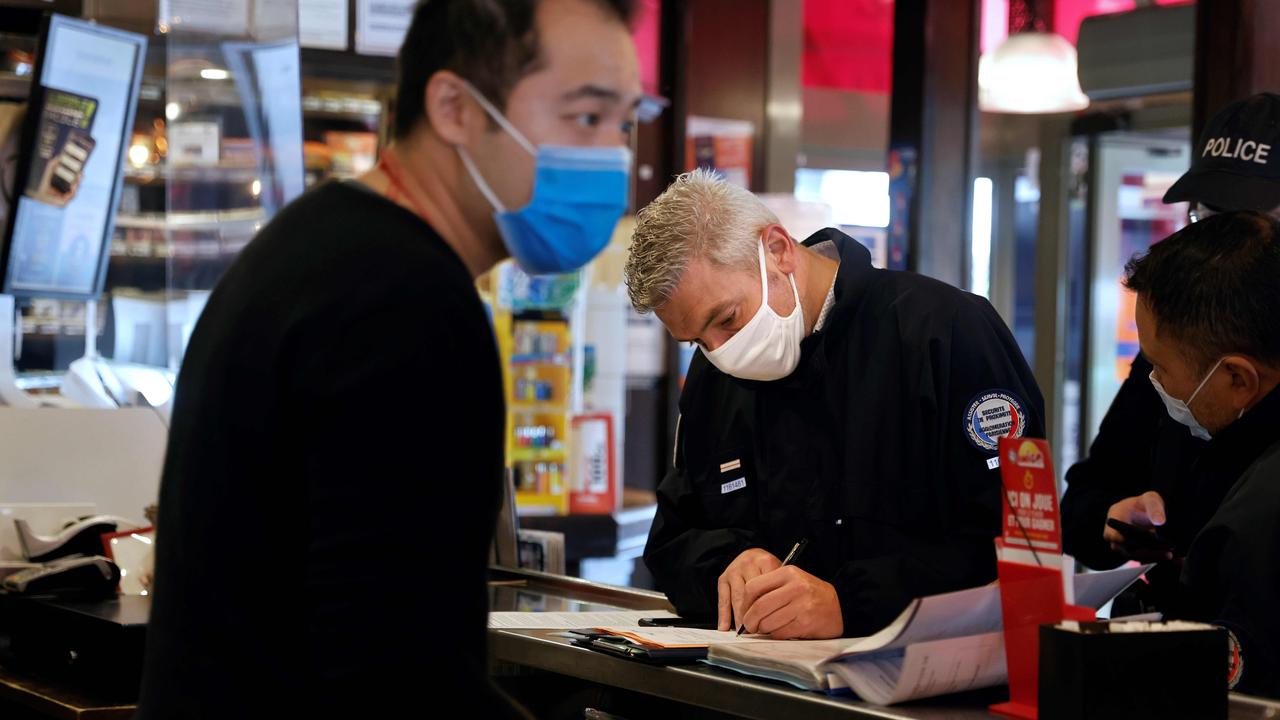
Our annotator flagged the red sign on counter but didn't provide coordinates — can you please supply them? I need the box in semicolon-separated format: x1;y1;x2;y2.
990;437;1092;720
998;438;1062;558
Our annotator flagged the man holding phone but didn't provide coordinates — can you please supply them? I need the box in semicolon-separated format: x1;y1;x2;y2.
1123;211;1280;696
1062;94;1280;601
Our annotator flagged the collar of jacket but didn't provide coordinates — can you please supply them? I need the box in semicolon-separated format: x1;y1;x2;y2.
800;228;876;339
1199;382;1280;480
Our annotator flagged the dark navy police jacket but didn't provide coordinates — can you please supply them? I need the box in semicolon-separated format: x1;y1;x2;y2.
644;229;1046;637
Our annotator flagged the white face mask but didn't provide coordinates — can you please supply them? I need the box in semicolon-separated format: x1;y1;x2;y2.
1149;358;1223;441
703;240;805;381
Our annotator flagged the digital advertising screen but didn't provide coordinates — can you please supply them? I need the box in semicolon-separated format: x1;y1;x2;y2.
1;14;146;300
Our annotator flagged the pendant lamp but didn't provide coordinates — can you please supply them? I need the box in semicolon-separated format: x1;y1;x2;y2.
979;0;1089;114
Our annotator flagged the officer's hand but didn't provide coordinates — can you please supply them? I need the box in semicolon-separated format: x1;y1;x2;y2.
1104;491;1173;562
717;549;781;631
739;566;843;640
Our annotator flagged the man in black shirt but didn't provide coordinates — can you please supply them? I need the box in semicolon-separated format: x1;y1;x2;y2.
137;0;640;717
1122;212;1280;697
1063;94;1280;596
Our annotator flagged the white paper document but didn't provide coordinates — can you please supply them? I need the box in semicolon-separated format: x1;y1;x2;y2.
705;639;851;690
706;564;1150;705
591;626;769;648
826;632;1008;705
488;610;675;630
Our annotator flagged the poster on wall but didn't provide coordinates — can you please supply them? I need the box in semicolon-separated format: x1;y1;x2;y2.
685;116;753;189
300;0;349;50
355;0;415;56
251;0;299;41
885;144;916;271
160;0;250;36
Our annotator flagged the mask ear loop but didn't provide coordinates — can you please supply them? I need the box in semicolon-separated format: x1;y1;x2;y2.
1186;357;1226;407
755;240;771;309
459;80;537;157
786;267;802;316
454;80;539;215
456;146;506;213
758;237;803;319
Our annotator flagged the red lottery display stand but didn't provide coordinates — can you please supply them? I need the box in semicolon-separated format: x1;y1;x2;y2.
989;438;1095;720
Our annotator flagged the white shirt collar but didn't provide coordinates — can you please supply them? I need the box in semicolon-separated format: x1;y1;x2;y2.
811;240;840;333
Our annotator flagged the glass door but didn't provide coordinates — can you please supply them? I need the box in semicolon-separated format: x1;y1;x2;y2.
1077;129;1190;454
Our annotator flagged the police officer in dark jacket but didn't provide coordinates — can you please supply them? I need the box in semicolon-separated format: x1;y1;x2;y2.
624;170;1044;639
1062;94;1280;597
1122;211;1280;698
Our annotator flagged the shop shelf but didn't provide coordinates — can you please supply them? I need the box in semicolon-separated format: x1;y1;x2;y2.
510;352;571;367
510;448;567;463
301;95;382;121
515;490;570;517
124;164;262;184
509;402;567;414
0;71;30;99
114;208;265;232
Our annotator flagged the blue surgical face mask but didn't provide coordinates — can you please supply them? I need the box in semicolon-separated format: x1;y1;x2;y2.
456;82;632;275
1149;358;1223;441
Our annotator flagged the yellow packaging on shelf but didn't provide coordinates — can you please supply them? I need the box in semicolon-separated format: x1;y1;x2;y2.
487;265;580;516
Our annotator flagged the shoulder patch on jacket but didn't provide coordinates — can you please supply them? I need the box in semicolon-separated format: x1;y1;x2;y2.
965;390;1027;452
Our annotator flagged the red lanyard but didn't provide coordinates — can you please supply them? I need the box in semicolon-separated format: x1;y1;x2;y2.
378;150;434;226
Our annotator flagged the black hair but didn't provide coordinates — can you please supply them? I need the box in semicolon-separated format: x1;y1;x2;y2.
1124;210;1280;371
393;0;635;139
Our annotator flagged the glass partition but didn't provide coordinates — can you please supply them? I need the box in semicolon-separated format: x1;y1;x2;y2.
149;1;304;372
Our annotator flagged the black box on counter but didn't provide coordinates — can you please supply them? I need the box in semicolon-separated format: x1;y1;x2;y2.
1038;620;1226;720
0;592;148;701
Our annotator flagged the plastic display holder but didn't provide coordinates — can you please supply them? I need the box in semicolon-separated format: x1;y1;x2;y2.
0;294;37;407
990;553;1096;719
989;436;1093;720
61;300;128;408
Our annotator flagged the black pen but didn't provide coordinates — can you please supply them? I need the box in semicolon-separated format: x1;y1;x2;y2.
737;538;809;636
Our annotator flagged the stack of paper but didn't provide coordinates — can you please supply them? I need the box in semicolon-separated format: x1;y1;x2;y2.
588;627;769;648
488;610;675;630
706;564;1150;705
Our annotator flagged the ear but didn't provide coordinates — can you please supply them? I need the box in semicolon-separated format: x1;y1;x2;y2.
763;225;797;274
1223;355;1262;411
423;70;481;146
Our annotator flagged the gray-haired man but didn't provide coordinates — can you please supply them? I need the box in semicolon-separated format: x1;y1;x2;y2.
626;169;1045;639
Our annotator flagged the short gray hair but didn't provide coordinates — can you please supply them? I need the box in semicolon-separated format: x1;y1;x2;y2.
624;168;779;313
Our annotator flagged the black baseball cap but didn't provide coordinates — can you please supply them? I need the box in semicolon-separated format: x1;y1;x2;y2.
1164;92;1280;212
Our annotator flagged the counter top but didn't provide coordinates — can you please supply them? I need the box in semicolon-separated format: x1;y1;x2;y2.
0;664;135;720
491;626;1004;720
485;567;1280;720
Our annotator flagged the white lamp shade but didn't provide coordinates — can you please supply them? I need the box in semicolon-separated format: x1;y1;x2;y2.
979;31;1090;114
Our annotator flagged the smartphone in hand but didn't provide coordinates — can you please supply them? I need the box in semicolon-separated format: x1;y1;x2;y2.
1107;518;1175;553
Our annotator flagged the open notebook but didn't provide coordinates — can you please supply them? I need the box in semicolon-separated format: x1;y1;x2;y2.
706;564;1150;705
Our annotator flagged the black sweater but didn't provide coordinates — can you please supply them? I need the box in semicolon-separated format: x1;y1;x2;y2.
137;182;522;718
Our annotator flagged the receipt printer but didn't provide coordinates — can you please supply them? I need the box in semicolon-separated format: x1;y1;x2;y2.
1038;620;1227;720
3;555;120;599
